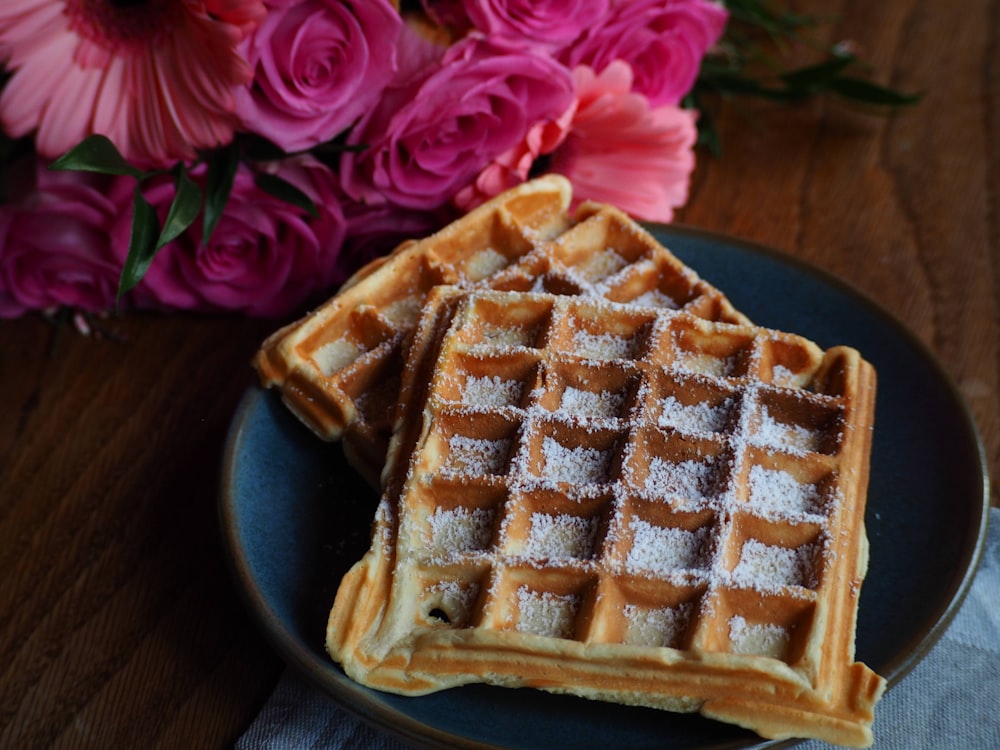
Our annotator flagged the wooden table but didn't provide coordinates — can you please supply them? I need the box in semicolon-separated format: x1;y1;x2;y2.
2;1;995;747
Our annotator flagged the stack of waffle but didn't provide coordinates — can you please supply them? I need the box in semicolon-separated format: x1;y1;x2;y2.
255;175;747;487
254;176;885;747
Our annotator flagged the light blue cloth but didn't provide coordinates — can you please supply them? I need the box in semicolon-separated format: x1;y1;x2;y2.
239;510;999;750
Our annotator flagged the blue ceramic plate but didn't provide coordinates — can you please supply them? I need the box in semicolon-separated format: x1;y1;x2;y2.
220;226;990;749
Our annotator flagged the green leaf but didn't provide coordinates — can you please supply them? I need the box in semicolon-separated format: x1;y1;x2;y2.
254;172;318;217
779;54;856;93
697;70;800;100
697;115;722;158
49;135;144;178
203;145;239;245
240;136;288;161
724;0;816;27
157;166;202;249
829;76;923;106
117;186;160;302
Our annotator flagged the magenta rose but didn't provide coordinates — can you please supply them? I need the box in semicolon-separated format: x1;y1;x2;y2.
339;33;575;210
452;106;576;211
235;0;401;152
0;165;122;317
109;157;346;316
463;0;610;53
561;0;727;107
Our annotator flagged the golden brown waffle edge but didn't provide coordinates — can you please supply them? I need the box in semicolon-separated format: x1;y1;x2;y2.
326;287;884;748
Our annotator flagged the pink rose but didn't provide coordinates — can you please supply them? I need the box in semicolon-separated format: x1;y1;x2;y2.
339;33;575;210
548;62;698;222
452;103;576;211
236;0;401;152
562;0;727;106
0;165;121;317
109;157;346;316
463;0;610;53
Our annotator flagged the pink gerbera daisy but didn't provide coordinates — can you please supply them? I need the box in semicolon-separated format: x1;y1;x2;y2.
549;61;699;223
0;0;266;168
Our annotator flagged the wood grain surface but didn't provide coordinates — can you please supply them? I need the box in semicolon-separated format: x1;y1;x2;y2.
1;1;996;747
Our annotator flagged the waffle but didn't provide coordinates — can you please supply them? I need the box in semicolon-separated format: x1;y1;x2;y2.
326;287;884;747
253;175;749;486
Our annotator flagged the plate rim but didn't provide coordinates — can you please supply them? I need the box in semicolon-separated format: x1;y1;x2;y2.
219;224;992;750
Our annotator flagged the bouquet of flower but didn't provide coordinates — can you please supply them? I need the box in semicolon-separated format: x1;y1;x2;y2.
0;0;913;323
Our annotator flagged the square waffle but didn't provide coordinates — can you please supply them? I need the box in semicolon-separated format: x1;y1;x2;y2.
326;287;884;747
253;176;749;486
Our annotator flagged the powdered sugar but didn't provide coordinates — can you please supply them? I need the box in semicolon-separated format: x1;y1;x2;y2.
729;615;790;658
630;288;680;309
560;386;625;418
748;465;824;518
573;330;635;360
753;408;821;454
732;539;817;590
464;248;509;279
659;395;732;433
447;435;511;475
479;323;535;348
427;579;480;622
384;296;423;326
314;337;362;376
427;506;495;555
676;352;737;377
771;364;806;388
578;248;628;283
542;437;612;483
626;520;711;575
623;602;692;647
393;291;867;670
516;587;579;638
525;513;598;559
644;457;716;502
464;375;523;408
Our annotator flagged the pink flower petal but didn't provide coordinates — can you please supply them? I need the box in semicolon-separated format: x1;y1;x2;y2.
548;62;699;223
0;0;265;167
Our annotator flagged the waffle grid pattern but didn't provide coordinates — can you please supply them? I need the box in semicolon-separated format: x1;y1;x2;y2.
328;288;883;747
253;176;747;484
404;292;847;670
